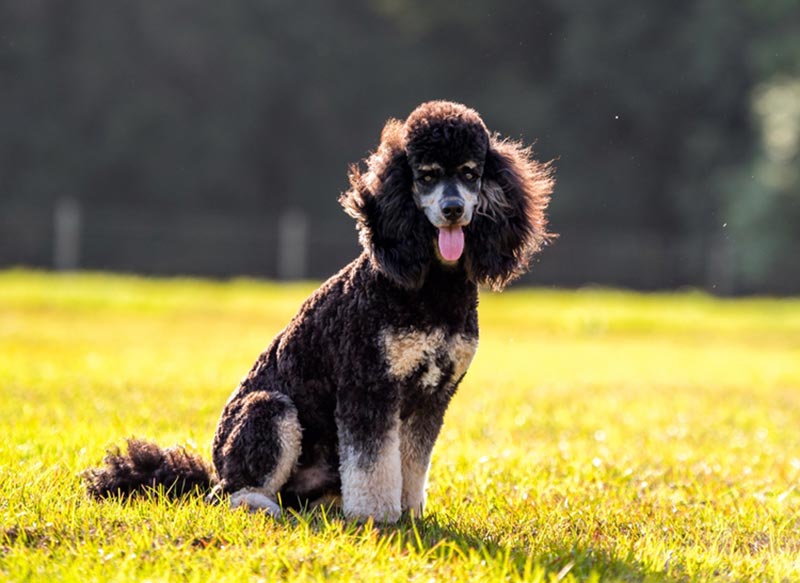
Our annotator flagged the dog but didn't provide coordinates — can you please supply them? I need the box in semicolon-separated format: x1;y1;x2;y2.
84;100;554;523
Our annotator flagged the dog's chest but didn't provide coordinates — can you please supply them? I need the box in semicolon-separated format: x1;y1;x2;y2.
380;327;478;391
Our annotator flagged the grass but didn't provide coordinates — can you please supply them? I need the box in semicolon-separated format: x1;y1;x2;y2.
1;269;799;582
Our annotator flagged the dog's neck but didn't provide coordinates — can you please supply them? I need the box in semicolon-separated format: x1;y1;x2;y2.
403;259;478;332
357;251;478;329
423;258;472;290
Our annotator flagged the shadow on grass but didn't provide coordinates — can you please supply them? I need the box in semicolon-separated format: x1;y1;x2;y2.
57;491;677;581
283;507;677;582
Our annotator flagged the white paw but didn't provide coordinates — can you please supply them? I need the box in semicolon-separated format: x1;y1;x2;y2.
343;495;402;524
229;489;282;517
401;475;427;517
402;499;425;518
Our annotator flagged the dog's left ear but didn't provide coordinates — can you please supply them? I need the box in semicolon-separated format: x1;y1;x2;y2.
340;120;434;289
465;134;555;290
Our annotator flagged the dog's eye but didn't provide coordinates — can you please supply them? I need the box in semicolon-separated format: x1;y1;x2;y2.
463;170;478;182
421;175;436;184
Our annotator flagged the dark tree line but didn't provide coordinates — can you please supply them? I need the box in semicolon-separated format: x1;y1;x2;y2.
1;1;798;292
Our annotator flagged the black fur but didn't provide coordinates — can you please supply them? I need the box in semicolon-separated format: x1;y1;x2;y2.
465;136;555;290
84;438;213;499
84;101;554;521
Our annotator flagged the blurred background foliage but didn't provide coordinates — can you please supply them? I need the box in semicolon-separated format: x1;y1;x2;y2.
0;0;798;293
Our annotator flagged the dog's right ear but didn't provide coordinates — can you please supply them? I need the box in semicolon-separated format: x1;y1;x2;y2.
340;120;434;289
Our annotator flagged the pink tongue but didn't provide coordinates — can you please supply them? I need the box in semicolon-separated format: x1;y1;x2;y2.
438;227;464;261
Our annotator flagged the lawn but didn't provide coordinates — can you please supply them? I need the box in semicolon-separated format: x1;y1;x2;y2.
1;270;799;582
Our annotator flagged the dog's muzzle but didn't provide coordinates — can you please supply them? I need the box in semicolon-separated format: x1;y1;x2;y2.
416;179;477;263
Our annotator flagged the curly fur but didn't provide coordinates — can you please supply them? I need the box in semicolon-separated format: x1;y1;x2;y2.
84;438;213;499
84;101;554;522
343;101;554;291
466;135;555;290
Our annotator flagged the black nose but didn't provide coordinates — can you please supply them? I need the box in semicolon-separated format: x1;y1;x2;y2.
441;199;464;221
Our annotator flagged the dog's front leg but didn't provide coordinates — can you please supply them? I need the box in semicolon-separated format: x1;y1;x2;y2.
337;410;402;524
399;410;446;517
400;426;431;517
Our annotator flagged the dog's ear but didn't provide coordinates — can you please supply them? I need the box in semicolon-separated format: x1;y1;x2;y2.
340;120;434;289
465;134;555;291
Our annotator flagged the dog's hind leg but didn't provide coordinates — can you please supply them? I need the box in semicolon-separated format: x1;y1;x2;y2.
211;391;302;517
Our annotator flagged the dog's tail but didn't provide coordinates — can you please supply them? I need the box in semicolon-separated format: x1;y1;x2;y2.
83;438;215;500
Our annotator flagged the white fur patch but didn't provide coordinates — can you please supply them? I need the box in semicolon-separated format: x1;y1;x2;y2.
230;488;282;517
262;409;303;496
340;422;402;523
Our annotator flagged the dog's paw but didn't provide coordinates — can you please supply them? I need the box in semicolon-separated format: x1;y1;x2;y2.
401;477;427;517
343;494;401;524
344;507;402;524
229;488;282;517
401;501;425;519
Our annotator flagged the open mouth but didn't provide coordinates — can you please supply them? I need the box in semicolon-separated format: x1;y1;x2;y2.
437;226;465;262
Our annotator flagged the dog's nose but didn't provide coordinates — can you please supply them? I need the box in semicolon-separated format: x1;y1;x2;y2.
441;199;464;222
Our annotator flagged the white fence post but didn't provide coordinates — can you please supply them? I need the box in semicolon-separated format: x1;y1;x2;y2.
277;208;308;280
53;197;81;271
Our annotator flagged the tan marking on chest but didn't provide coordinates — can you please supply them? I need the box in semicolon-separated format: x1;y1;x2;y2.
381;328;445;380
381;328;478;389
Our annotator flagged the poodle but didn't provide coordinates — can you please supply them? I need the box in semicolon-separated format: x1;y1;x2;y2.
84;100;555;523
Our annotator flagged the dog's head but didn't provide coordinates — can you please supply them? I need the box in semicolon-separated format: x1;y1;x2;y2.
341;100;554;290
404;102;489;267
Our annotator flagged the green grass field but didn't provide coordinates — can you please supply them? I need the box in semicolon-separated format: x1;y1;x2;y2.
1;270;799;582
